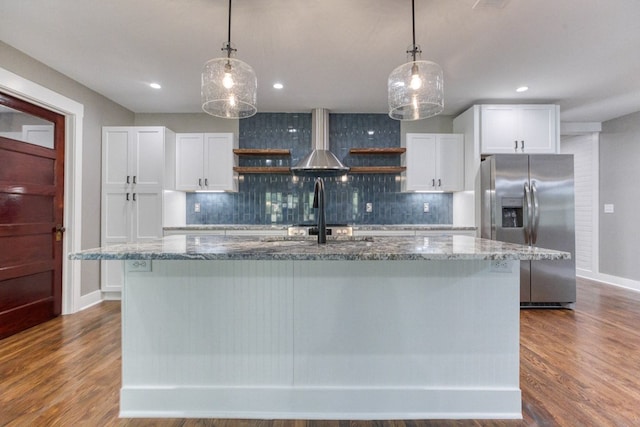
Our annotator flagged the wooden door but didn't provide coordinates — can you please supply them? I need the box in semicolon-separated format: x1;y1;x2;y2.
0;92;65;339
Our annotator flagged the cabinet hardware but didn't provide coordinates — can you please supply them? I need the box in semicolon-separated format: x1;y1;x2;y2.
514;140;518;151
432;178;435;187
126;193;130;201
127;175;130;184
198;178;202;187
520;141;525;151
438;178;442;187
205;178;209;187
133;176;137;184
133;193;136;202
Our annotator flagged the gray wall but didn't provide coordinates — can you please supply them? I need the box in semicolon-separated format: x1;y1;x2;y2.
400;115;455;146
0;41;134;296
599;111;640;281
134;113;238;134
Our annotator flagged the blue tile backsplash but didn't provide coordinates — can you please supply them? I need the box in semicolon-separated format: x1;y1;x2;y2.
186;113;453;225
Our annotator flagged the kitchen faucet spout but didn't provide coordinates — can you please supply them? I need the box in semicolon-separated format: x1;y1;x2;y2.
313;177;327;244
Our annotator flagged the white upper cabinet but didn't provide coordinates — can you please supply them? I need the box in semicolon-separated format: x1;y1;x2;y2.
403;133;464;192
103;127;167;188
175;132;237;192
480;105;559;154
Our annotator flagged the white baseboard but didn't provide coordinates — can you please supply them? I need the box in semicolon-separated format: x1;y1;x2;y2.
77;290;103;311
120;386;522;420
577;270;640;293
102;291;122;301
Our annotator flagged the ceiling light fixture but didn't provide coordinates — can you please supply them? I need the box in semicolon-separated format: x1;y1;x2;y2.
273;83;284;89
388;0;444;121
516;86;529;92
149;82;162;89
201;0;257;119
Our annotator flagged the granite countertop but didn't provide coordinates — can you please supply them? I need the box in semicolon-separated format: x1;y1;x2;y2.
163;225;290;231
70;234;568;262
163;224;477;231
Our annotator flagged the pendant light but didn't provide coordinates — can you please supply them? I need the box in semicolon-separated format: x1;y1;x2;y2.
388;0;443;121
201;0;257;119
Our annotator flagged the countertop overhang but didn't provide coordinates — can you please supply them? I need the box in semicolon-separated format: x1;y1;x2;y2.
163;224;477;232
70;234;569;262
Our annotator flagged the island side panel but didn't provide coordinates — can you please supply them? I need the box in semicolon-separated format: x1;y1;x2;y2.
121;260;295;386
120;259;521;419
293;260;521;418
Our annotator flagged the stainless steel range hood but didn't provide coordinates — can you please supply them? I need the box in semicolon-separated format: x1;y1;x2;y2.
290;108;349;176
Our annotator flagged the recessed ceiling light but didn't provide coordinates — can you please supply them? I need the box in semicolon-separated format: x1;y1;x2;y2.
516;86;529;92
149;83;162;89
273;83;284;89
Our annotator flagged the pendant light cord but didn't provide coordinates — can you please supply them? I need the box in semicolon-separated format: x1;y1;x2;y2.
227;0;232;49
411;0;416;62
223;0;236;59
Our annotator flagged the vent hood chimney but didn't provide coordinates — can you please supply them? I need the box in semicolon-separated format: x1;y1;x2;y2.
290;108;349;176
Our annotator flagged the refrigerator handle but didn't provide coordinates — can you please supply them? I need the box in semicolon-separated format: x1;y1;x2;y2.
524;182;532;245
531;181;540;245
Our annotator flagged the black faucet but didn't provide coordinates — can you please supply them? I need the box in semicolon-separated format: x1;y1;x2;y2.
313;177;327;244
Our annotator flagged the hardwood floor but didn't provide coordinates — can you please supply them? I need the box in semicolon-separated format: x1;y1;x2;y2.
1;277;639;427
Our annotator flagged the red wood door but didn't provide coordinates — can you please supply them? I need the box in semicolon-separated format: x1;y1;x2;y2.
0;92;65;339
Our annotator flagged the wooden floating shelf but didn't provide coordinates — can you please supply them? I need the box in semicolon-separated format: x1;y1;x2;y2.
233;166;291;174
233;149;291;156
348;166;406;174
349;147;406;155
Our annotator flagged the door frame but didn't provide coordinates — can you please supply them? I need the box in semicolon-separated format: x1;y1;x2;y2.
0;66;84;314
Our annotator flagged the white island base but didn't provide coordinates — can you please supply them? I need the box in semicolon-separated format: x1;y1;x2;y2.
120;259;521;420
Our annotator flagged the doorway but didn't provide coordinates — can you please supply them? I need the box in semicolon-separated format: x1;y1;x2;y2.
0;91;65;339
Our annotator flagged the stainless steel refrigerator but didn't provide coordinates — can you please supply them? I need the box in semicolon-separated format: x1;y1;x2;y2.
481;154;576;308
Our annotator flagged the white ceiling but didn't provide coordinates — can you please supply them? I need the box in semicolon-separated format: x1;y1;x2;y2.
1;0;639;122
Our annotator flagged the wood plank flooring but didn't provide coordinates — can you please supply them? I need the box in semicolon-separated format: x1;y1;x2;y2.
1;277;639;426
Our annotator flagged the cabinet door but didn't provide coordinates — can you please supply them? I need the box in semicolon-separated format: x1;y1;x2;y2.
103;128;131;188
131;189;163;241
480;106;519;154
102;190;130;243
404;133;437;191
100;190;130;293
175;133;205;191
101;260;124;294
132;128;165;187
203;133;237;192
436;134;464;192
519;106;557;153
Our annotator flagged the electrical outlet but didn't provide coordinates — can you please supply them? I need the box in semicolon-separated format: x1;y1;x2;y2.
365;202;373;213
126;260;152;272
423;202;430;213
194;203;201;213
490;260;512;273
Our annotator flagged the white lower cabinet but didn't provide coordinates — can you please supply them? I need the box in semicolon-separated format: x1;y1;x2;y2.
101;126;174;295
175;133;237;192
403;133;464;192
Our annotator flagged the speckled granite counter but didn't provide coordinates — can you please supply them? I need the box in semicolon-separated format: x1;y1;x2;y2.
70;234;568;261
162;224;476;233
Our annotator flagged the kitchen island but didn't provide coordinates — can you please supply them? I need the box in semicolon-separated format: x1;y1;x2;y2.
70;234;569;420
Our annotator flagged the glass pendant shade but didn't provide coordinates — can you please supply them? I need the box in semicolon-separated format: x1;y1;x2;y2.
202;51;257;119
388;59;444;121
